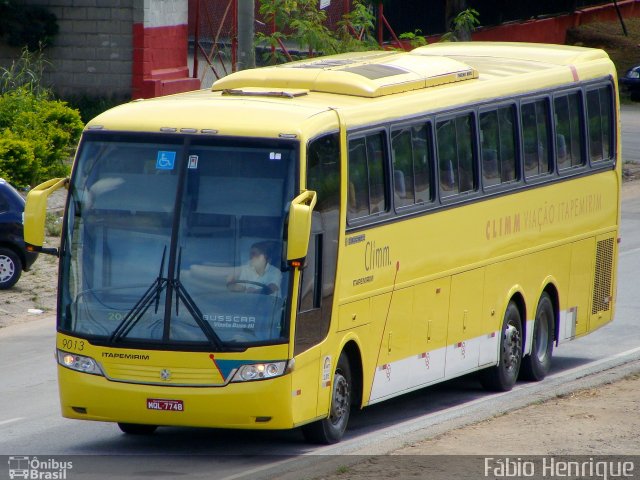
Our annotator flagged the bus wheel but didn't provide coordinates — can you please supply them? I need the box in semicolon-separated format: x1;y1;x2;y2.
480;301;522;392
521;293;554;381
117;423;158;435
302;353;351;444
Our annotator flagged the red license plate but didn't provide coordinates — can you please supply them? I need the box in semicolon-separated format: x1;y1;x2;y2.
147;398;184;411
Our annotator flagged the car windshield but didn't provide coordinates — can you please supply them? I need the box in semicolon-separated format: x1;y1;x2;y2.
60;133;296;350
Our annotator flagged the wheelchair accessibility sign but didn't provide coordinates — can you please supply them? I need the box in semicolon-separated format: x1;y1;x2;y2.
156;151;176;170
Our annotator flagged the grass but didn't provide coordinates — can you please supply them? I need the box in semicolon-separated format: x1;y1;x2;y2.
45;211;63;237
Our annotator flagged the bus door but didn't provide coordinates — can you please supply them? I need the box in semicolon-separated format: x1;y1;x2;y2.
291;133;341;423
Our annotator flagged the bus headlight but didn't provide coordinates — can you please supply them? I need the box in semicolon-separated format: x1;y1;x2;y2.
232;361;289;382
57;350;103;376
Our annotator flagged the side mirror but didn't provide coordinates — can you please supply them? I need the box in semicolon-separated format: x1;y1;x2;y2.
24;177;68;256
286;190;317;263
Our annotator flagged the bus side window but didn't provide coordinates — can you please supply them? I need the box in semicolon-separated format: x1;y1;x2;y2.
587;86;614;163
480;106;517;188
554;92;585;170
347;131;388;221
391;123;432;208
522;99;552;179
436;113;475;197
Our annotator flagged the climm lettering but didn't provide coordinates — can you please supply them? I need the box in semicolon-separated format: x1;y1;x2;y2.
365;241;391;271
486;214;521;240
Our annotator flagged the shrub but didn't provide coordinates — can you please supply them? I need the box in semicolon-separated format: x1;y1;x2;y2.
0;87;83;187
0;136;35;187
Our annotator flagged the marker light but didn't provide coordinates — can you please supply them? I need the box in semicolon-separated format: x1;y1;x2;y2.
57;350;103;376
232;361;290;382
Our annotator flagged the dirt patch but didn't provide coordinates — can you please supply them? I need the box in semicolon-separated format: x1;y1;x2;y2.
314;374;640;480
567;18;640;81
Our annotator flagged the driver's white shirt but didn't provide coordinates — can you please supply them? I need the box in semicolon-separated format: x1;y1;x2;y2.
238;263;282;296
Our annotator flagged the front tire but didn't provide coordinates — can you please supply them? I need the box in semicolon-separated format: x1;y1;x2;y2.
302;353;352;444
521;293;554;381
480;301;523;391
117;423;158;435
0;248;22;290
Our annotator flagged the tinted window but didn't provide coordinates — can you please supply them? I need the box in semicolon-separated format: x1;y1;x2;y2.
480;106;517;187
522;99;552;178
436;114;475;197
391;123;432;208
587;86;613;163
347;132;387;220
554;92;585;170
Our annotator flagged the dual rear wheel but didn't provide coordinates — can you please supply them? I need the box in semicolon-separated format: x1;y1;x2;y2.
481;293;555;391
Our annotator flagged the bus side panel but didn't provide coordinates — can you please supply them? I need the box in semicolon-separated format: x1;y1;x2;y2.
565;238;595;340
368;280;450;404
409;278;449;387
368;289;413;401
444;268;486;378
291;346;320;425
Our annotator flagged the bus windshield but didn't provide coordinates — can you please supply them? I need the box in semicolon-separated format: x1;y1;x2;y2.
60;133;297;350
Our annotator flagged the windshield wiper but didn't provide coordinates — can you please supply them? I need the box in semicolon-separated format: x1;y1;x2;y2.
109;247;168;344
173;248;224;349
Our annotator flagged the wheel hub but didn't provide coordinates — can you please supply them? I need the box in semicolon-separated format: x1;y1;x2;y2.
503;324;522;372
0;255;15;283
330;373;349;424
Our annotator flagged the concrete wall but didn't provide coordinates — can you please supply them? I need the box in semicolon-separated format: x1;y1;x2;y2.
0;0;199;99
0;0;136;98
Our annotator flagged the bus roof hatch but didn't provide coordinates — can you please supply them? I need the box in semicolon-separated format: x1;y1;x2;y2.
212;52;478;98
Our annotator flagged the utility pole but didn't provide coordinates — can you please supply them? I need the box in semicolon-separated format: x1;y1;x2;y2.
237;0;255;70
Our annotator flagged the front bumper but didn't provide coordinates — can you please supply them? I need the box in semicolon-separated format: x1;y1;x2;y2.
58;365;295;429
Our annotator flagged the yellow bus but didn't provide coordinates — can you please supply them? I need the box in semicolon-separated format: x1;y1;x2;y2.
25;42;620;444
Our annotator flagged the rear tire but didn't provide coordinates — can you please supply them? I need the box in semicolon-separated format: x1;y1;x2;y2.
480;301;523;392
302;353;351;444
117;423;158;435
521;293;554;381
0;247;22;290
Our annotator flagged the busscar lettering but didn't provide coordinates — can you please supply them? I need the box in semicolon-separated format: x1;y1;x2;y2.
204;314;256;329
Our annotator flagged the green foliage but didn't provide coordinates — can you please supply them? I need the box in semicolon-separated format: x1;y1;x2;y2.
441;8;481;42
0;136;35;187
0;50;83;188
399;29;428;48
0;0;58;51
335;0;378;51
0;89;83;186
256;0;378;64
0;47;49;97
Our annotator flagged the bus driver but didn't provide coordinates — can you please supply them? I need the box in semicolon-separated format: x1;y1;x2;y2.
227;241;282;296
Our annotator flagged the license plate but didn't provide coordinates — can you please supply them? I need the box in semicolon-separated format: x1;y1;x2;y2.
147;398;184;411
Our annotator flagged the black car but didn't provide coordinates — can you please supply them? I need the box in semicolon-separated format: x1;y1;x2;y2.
0;179;38;289
621;65;640;101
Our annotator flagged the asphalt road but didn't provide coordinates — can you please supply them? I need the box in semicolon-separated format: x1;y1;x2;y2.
1;105;640;480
